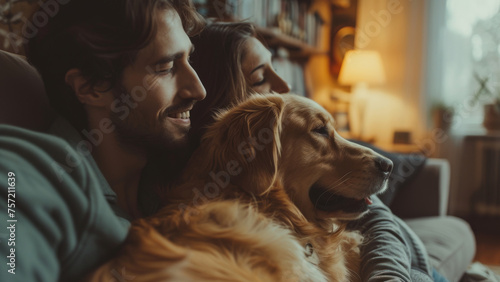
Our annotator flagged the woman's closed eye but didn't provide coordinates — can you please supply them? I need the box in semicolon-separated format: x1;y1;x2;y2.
252;77;267;87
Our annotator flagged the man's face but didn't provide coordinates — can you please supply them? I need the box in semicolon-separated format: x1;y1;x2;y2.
110;9;206;153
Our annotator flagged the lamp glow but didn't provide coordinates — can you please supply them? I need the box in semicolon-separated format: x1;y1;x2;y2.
337;50;386;141
338;50;386;86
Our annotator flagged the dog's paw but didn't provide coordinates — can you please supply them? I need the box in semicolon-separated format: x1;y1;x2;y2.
342;231;363;281
344;231;363;253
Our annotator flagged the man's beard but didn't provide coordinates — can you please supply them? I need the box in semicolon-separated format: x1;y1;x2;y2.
109;85;193;158
112;114;188;156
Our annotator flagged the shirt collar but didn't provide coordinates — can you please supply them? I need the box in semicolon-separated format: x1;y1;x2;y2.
48;117;118;199
49;116;160;218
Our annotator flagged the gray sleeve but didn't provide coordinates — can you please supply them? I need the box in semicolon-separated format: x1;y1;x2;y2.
0;125;129;282
348;196;433;282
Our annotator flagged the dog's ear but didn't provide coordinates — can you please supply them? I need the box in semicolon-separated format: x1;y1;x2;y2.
203;94;285;195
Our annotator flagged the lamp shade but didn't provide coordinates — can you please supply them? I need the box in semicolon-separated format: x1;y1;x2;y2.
338;50;386;85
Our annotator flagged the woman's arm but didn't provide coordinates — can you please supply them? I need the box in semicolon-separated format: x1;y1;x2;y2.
348;196;433;282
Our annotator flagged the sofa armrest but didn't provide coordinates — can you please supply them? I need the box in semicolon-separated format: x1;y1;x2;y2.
389;158;450;218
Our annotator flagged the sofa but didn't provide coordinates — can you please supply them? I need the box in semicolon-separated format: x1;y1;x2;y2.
387;158;476;281
0;49;476;281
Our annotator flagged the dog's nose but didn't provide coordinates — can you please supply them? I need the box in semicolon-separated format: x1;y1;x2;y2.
375;157;393;176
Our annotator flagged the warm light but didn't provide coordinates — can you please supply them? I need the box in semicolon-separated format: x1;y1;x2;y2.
337;50;386;142
338;50;386;85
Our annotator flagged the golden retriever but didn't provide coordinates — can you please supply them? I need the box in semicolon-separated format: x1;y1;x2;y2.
88;94;393;282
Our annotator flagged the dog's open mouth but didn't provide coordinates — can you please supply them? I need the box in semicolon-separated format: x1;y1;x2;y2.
309;184;373;213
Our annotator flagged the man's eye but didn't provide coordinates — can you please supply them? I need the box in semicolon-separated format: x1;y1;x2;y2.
312;126;329;137
156;62;175;75
156;68;173;74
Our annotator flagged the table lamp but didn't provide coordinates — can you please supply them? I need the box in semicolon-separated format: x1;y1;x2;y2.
337;50;386;141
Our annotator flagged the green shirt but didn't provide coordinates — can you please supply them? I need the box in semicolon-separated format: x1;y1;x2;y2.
0;122;129;281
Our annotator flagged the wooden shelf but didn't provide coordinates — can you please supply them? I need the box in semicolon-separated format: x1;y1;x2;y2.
374;143;423;154
331;0;351;8
255;26;327;58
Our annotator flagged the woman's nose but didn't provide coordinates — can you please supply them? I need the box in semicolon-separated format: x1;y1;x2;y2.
271;74;291;94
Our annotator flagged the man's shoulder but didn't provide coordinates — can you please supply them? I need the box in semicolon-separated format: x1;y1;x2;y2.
0;123;129;229
0;125;129;281
0;124;97;188
0;123;128;217
0;123;66;144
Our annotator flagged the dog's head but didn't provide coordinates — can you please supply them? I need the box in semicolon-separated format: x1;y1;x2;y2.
194;94;393;222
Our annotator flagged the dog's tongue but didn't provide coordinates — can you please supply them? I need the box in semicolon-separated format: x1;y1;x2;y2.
365;197;373;205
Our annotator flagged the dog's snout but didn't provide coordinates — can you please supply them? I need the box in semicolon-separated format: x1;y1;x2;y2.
375;157;393;176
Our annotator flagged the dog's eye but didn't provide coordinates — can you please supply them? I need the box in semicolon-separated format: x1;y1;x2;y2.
312;126;329;137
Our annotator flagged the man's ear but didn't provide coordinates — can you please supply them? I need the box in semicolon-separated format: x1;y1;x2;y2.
65;68;113;107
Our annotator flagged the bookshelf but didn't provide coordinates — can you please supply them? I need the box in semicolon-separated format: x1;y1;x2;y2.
255;26;327;58
194;0;330;96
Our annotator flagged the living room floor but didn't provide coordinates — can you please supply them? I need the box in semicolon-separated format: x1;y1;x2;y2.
468;216;500;274
474;230;500;266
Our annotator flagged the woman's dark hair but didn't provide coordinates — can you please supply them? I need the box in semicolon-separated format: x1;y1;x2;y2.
189;21;257;147
26;0;205;132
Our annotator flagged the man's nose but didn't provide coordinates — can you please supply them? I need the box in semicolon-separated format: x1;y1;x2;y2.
179;64;206;101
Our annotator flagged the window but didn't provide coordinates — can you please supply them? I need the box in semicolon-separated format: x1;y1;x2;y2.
427;0;500;127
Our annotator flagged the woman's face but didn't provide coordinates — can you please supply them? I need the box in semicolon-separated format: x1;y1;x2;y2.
241;37;291;94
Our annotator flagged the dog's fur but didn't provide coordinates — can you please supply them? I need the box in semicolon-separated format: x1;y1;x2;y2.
88;94;392;282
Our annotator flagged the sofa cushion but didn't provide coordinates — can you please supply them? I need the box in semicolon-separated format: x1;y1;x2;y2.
0;50;54;131
390;158;450;218
349;139;427;206
406;216;476;282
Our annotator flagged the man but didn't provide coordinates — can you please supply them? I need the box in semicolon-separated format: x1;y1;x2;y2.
0;0;205;281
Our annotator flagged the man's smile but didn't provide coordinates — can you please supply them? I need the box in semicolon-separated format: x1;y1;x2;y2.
167;110;190;119
166;108;192;126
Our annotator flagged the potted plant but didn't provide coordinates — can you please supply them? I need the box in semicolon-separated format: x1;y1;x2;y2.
431;102;455;132
482;100;500;131
471;73;500;131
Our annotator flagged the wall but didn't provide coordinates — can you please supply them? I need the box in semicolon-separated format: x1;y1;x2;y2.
0;0;40;55
307;0;337;112
351;0;428;146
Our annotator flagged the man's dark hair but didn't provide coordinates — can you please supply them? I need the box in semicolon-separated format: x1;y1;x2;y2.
26;0;204;132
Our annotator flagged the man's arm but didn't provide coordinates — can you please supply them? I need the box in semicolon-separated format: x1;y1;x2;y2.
349;196;433;282
0;125;128;281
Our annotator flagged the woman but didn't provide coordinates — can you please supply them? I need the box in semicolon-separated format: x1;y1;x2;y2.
188;22;290;148
187;21;441;282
